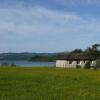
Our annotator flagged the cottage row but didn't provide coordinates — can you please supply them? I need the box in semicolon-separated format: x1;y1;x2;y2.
56;53;96;68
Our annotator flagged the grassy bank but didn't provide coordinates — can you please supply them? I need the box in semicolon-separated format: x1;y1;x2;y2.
0;67;100;100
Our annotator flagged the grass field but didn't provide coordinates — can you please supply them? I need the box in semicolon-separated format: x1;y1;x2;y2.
0;67;100;100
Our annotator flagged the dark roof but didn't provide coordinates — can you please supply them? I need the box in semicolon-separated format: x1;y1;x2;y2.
58;53;97;60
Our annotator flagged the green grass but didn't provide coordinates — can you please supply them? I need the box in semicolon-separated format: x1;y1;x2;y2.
0;67;100;100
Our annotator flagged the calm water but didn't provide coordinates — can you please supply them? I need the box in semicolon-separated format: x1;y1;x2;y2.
0;60;56;67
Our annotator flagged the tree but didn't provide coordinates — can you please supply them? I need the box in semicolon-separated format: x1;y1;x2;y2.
95;59;100;69
70;49;83;54
92;44;100;51
85;45;100;58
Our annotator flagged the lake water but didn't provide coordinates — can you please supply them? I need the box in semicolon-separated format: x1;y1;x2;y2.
0;60;56;67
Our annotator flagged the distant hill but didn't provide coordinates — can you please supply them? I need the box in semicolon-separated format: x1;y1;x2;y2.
0;52;69;61
0;53;36;60
1;44;99;61
0;52;66;61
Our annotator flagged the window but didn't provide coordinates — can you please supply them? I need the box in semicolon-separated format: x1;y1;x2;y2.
77;60;80;64
83;60;85;63
69;61;72;64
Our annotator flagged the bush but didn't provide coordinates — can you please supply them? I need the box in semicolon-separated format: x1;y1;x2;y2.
84;61;91;69
94;59;100;69
11;63;16;67
76;65;81;69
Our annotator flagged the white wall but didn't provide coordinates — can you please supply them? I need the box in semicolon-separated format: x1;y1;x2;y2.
56;60;67;68
56;60;76;68
56;60;96;68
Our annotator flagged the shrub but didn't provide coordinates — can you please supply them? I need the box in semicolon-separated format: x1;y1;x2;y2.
11;63;16;67
94;59;100;70
76;65;81;69
84;61;91;69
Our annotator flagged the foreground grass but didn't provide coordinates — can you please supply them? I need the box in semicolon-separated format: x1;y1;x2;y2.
0;67;100;100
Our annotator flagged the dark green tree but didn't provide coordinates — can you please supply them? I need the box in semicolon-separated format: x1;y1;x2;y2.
85;44;100;58
70;49;83;54
95;59;100;69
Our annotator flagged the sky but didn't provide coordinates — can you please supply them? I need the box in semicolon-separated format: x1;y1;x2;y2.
0;0;100;53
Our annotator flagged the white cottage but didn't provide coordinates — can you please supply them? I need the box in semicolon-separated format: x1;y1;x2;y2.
56;53;96;68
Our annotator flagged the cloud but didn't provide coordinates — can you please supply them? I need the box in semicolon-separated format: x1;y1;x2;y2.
0;6;100;52
0;7;81;36
54;0;100;5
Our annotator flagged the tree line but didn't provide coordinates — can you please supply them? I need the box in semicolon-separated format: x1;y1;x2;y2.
31;44;100;61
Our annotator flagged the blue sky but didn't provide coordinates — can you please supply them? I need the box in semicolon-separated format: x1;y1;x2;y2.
0;0;100;53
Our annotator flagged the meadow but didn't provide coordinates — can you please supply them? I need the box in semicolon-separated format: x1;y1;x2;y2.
0;67;100;100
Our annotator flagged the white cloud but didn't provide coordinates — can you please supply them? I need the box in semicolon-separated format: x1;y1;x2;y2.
0;7;81;36
0;6;100;52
